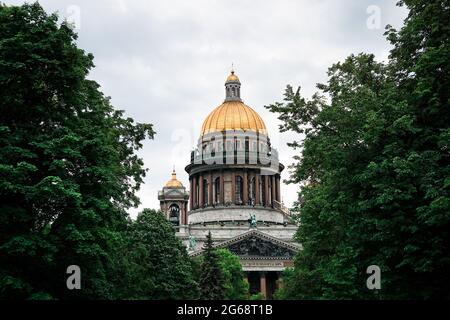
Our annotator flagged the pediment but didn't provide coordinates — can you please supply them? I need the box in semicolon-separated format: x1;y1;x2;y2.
191;230;299;260
164;188;187;197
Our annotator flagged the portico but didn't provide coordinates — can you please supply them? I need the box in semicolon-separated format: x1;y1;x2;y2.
190;229;299;299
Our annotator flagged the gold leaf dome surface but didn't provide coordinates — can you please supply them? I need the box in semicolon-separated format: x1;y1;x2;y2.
165;169;183;188
226;71;240;82
200;101;267;136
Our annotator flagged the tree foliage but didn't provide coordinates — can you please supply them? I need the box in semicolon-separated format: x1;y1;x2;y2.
118;209;199;300
216;249;249;300
266;0;449;299
198;232;227;300
0;3;155;299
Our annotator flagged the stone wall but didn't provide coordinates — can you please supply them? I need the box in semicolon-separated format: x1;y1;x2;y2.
188;206;288;225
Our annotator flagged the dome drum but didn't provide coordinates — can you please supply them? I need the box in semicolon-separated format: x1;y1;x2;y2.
188;148;282;173
185;70;285;215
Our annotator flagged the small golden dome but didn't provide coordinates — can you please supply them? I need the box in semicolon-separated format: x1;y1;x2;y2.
165;169;183;188
226;70;240;82
200;101;267;136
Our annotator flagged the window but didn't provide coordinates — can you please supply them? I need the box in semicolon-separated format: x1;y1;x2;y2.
214;177;221;203
249;177;256;204
169;204;180;226
235;140;241;150
268;178;272;205
203;179;209;206
260;177;265;205
235;175;244;204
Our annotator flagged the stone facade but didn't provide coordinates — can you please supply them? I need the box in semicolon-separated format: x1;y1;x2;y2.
158;70;299;299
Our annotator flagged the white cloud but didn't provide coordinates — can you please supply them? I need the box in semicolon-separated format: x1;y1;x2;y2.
5;0;408;218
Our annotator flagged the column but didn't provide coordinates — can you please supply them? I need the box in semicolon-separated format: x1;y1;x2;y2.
260;272;267;299
271;175;276;206
255;174;260;205
243;170;248;205
220;171;225;205
192;177;197;209
231;171;236;205
208;172;213;205
189;178;193;210
276;175;280;202
264;175;269;207
199;174;204;208
180;202;184;225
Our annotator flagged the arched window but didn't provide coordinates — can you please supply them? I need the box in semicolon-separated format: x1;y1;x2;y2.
203;179;209;206
235;175;243;204
232;87;236;97
169;204;180;226
214;177;221;204
249;177;256;205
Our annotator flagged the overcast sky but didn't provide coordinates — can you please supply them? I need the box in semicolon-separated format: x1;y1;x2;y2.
6;0;408;218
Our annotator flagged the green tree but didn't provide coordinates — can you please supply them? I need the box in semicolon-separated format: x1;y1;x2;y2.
266;0;449;299
273;268;294;300
0;3;154;299
120;209;198;300
198;232;226;299
216;249;249;300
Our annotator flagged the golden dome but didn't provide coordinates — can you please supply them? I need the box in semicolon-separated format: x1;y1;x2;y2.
226;71;240;82
165;169;183;188
201;101;267;136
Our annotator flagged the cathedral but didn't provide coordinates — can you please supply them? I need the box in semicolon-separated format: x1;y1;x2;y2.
158;70;299;299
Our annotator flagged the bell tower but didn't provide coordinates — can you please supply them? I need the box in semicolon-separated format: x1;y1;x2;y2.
158;169;189;233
